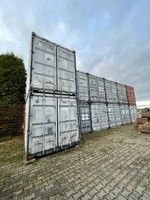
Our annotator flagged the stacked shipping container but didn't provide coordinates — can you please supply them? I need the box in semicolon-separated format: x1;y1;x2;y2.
25;33;79;158
77;72;91;133
25;33;137;159
77;71;137;134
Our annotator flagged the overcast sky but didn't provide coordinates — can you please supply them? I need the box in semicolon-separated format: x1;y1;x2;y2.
0;0;150;103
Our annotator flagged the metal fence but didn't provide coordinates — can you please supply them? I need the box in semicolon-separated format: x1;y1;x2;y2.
0;104;25;166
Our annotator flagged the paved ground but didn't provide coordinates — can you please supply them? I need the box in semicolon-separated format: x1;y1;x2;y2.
0;124;150;200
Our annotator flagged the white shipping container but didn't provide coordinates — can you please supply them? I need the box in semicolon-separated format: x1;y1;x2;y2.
120;104;131;124
105;79;118;103
79;103;91;133
27;33;76;94
77;71;89;101
25;93;79;157
91;103;109;131
88;75;106;102
108;104;121;127
89;75;99;102
117;83;128;104
129;105;137;122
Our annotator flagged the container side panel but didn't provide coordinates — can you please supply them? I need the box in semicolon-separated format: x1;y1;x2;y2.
58;97;79;146
25;97;30;154
57;47;76;94
31;36;57;91
77;71;89;101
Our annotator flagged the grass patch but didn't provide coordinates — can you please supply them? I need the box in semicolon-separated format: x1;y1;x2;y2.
0;135;24;165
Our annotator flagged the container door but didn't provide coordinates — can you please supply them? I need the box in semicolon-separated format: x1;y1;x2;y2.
117;84;128;104
89;76;99;102
105;80;118;103
91;103;108;131
58;97;79;147
117;84;122;103
108;104;116;127
31;35;57;91
125;105;131;123
57;47;76;94
91;103;101;131
120;105;126;124
79;104;91;133
100;103;109;129
122;85;128;104
97;78;106;102
111;82;118;103
28;94;57;156
130;105;137;122
77;72;89;101
105;80;111;102
114;104;122;126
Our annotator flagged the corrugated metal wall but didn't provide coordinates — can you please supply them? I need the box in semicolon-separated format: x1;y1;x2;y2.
25;33;137;159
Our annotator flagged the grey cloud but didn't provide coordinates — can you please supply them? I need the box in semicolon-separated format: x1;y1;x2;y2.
0;0;150;102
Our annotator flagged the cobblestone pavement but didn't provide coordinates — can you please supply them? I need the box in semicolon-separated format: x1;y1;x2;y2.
0;124;150;200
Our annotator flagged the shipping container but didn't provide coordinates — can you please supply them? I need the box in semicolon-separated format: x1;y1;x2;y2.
105;79;118;103
117;83;128;104
77;71;89;101
88;74;99;102
126;86;136;105
88;74;106;102
27;33;76;95
120;104;131;124
79;103;91;133
25;93;79;157
24;32;138;161
129;105;137;122
91;103;109;131
107;104;121;127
